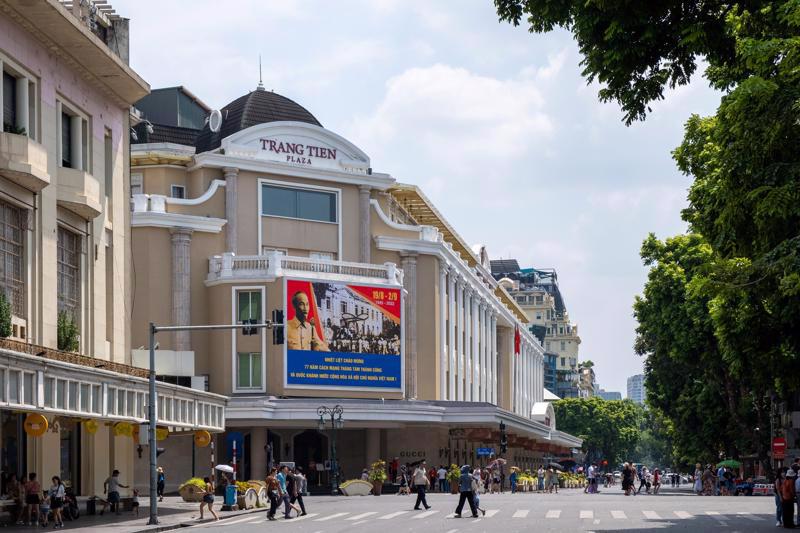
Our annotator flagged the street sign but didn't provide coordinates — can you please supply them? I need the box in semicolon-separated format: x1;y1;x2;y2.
227;431;244;456
773;437;787;460
477;447;495;457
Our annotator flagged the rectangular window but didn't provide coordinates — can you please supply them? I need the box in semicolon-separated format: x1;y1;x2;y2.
104;129;113;216
23;372;33;405
170;185;186;199
545;341;550;350
117;389;125;415
8;370;19;403
3;71;17;130
560;357;565;367
68;381;78;411
131;173;143;196
310;251;334;261
561;341;566;351
56;379;66;409
237;352;262;389
237;291;261;322
59;103;89;171
61;112;72;167
92;385;101;413
80;383;89;411
261;184;337;223
57;226;81;325
0;369;4;402
0;199;26;317
44;377;54;407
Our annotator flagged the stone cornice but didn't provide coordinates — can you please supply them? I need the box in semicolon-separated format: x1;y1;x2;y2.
131;212;226;233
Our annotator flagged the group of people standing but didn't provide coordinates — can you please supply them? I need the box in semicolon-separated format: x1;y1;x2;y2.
692;463;735;496
621;463;662;495
774;462;800;528
3;473;68;527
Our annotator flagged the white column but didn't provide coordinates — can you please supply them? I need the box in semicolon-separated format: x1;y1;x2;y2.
358;185;371;263
401;253;418;400
464;288;472;401
471;296;479;401
438;262;447;400
456;279;465;402
448;271;457;400
523;344;528;417
482;305;489;402
489;312;496;404
223;167;238;253
170;228;193;351
476;302;483;402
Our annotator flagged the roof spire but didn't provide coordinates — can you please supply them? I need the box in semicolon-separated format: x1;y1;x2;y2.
257;54;265;91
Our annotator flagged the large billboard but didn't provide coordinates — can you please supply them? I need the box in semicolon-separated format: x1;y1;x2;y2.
285;278;403;391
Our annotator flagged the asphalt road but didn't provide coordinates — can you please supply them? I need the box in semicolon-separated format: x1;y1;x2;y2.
188;487;779;532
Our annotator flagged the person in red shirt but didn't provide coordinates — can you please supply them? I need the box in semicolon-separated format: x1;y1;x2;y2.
782;469;796;528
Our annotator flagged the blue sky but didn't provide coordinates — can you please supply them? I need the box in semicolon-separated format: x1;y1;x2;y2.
117;0;721;394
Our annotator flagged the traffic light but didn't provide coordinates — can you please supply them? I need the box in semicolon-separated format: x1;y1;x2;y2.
272;310;284;345
500;421;508;455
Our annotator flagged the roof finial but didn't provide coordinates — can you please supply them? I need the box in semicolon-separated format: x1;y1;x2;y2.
257;54;264;91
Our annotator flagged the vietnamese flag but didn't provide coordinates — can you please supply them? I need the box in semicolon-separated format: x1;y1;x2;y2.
514;324;521;355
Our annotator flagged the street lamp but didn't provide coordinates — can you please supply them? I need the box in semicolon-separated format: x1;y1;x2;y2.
317;404;344;495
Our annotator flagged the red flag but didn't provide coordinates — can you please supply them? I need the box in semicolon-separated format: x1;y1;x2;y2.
514;325;521;355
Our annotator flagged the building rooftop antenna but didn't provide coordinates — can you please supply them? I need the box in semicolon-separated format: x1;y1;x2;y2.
257;54;265;91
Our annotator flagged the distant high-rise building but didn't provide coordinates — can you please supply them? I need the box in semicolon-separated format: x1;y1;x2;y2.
627;374;646;404
597;389;622;401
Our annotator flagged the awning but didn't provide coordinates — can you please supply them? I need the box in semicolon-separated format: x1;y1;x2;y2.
0;342;226;432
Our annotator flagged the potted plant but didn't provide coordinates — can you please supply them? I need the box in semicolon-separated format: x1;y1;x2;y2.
447;464;461;494
368;460;387;495
178;478;206;502
235;481;258;509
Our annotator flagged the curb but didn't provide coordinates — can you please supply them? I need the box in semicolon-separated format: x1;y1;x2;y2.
131;507;264;533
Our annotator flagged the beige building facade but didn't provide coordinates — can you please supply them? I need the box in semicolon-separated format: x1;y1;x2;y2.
131;85;581;486
0;0;226;497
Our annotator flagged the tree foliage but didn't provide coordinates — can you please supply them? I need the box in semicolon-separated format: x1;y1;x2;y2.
0;293;11;338
57;311;79;352
553;397;642;465
496;0;800;470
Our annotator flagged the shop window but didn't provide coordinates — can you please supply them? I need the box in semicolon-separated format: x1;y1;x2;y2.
237;352;262;389
237;291;261;323
54;380;65;409
92;385;101;414
117;388;124;415
261;184;337;223
68;381;78;411
23;372;33;405
0;199;26;318
57;226;81;328
8;371;19;403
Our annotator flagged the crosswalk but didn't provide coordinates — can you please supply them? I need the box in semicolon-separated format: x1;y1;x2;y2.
204;508;768;526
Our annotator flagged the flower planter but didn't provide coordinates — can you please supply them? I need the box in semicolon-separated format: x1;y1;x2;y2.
237;488;258;509
372;480;383;495
178;484;205;502
340;480;372;496
255;487;268;507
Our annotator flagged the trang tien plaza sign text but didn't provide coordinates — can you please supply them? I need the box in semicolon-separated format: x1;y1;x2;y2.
260;137;337;165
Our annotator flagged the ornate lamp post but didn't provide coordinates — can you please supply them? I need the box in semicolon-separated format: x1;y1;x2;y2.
317;404;344;495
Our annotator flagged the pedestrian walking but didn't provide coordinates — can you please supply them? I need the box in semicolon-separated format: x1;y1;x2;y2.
157;467;165;501
198;477;219;521
429;465;437;493
471;475;486;516
509;468;517;494
265;468;280;521
48;476;65;529
412;461;431;510
622;463;634;496
453;465;478;518
636;466;648;494
437;465;447;493
652;468;661;494
103;470;129;515
537;466;545;492
288;467;307;516
693;463;703;494
776;468;787;527
549;467;559;494
783;469;797;528
277;465;301;519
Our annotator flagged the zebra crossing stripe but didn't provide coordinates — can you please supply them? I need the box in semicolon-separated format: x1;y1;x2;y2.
736;512;760;521
291;513;318;521
347;512;377;520
379;511;409;519
412;510;439;519
314;512;349;521
484;510;500;517
611;510;627;519
674;511;691;519
642;510;660;519
580;510;593;519
546;510;561;519
512;510;529;518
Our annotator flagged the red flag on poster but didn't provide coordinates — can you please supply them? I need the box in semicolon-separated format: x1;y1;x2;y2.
514;325;521;355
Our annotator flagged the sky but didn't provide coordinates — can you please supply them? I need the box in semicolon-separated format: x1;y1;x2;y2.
116;0;722;395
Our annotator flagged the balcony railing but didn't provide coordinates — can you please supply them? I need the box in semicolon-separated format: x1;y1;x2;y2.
207;251;404;286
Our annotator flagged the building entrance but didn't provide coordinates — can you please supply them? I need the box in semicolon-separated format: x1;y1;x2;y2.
293;430;327;487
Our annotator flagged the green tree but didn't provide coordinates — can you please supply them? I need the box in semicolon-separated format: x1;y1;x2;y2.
57;311;79;352
0;293;11;338
553;396;642;465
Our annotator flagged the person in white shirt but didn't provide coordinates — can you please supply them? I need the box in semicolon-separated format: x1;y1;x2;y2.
412;461;431;510
437;466;447;493
586;464;596;494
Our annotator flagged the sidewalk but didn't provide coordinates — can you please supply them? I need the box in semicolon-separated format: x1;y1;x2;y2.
1;496;263;533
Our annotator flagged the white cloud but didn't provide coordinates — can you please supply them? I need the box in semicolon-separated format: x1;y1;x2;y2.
348;64;553;168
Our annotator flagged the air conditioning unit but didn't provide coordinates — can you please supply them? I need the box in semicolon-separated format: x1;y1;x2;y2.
191;375;209;392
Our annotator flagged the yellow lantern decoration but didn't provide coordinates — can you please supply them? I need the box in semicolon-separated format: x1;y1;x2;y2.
113;422;132;437
83;420;99;435
194;430;211;448
156;427;169;441
24;413;48;437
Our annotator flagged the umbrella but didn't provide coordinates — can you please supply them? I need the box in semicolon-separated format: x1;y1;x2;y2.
488;458;507;470
214;464;234;473
549;462;564;471
716;460;741;469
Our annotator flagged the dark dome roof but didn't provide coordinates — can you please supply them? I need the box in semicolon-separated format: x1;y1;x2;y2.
195;87;321;153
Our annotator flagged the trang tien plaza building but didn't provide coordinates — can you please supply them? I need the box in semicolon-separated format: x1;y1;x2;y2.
130;82;581;488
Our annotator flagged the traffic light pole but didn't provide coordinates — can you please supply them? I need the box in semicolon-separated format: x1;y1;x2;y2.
147;320;279;525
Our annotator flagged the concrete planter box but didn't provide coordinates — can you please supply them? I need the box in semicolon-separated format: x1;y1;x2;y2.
178;484;204;502
340;480;372;496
